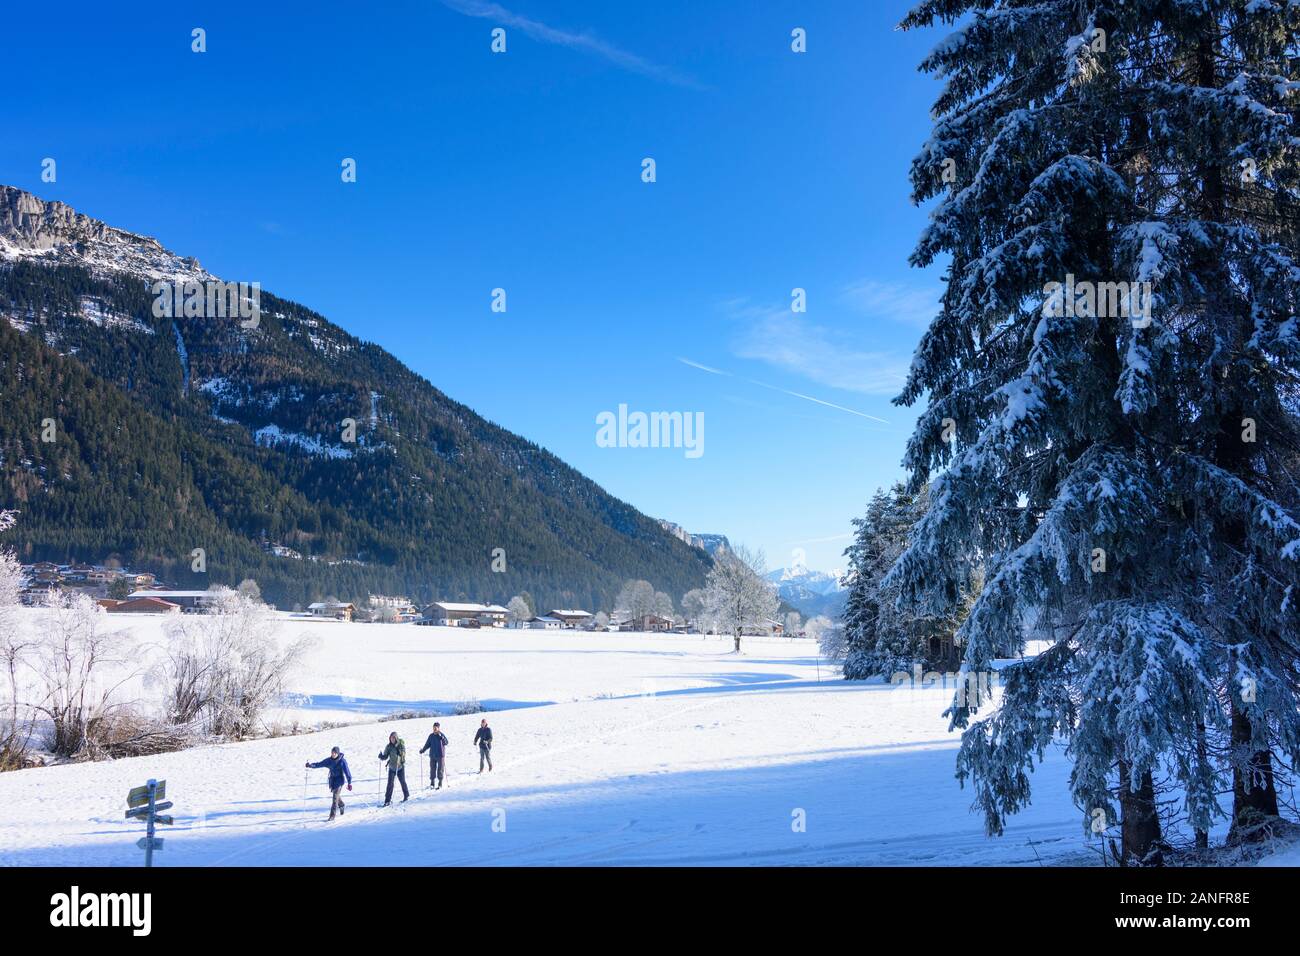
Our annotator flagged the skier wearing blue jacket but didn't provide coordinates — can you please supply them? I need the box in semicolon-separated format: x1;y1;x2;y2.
419;722;449;789
305;746;353;821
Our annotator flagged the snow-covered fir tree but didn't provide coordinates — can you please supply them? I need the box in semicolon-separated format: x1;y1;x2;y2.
840;484;975;678
891;0;1300;862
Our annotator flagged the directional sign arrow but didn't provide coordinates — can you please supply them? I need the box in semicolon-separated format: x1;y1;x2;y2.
125;801;174;819
136;837;164;851
127;780;166;807
153;815;174;826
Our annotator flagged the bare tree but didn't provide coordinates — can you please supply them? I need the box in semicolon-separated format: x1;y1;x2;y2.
703;544;778;653
653;591;676;624
615;580;655;625
34;592;133;756
681;588;706;631
784;611;803;638
0;538;40;769
593;610;609;631
158;587;312;739
506;595;531;627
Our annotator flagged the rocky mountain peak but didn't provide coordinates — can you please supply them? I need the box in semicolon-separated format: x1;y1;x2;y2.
0;185;208;282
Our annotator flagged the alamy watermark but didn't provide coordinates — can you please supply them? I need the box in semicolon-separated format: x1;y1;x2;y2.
152;280;261;329
596;404;704;459
50;886;151;936
890;665;1001;708
1042;274;1152;328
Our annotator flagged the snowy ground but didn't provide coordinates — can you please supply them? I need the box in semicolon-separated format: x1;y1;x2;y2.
3;614;1288;866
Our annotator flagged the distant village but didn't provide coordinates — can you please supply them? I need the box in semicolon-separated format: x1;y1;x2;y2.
16;561;793;636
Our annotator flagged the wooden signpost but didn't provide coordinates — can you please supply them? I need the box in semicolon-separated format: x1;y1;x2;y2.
125;779;173;867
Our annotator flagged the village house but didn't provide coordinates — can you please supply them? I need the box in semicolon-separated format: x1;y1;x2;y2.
619;613;675;633
420;602;508;627
390;602;421;623
127;590;219;613
367;595;421;623
106;597;181;615
547;609;593;629
308;601;355;622
20;583;58;606
527;615;563;630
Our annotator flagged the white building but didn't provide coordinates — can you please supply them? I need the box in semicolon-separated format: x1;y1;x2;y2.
423;602;508;627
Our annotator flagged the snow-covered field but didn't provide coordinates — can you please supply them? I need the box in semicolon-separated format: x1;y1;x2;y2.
2;614;1287;867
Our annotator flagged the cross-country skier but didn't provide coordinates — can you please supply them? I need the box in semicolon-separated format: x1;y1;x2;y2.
379;731;410;805
305;746;352;821
419;722;449;789
473;718;493;773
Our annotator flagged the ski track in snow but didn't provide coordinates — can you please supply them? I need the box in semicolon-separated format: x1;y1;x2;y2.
0;620;1105;866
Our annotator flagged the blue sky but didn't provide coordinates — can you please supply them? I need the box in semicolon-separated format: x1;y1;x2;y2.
3;0;948;575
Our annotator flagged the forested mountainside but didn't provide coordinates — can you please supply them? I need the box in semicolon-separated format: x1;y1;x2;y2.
0;188;712;609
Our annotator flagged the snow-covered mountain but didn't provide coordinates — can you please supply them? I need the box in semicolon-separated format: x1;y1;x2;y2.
766;562;846;618
0;185;713;609
0;186;211;283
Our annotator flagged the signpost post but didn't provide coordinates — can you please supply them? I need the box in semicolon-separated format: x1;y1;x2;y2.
125;779;173;867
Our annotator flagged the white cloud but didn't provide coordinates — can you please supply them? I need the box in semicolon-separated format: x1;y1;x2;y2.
727;302;911;397
439;0;703;88
839;279;940;329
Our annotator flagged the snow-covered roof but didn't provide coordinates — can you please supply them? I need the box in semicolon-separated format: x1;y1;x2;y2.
549;609;592;617
129;590;213;599
433;602;509;613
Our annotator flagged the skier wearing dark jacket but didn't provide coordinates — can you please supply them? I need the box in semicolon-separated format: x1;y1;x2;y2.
305;747;352;821
473;719;493;773
418;723;450;789
378;732;410;805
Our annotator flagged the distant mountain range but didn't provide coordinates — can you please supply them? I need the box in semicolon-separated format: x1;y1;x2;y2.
0;186;713;609
765;563;846;619
654;518;844;618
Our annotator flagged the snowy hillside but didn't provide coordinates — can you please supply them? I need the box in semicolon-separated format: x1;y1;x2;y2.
0;185;714;610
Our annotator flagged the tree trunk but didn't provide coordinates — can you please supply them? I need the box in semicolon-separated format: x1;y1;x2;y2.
1195;721;1209;850
733;632;741;654
1117;759;1162;866
1229;708;1279;842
